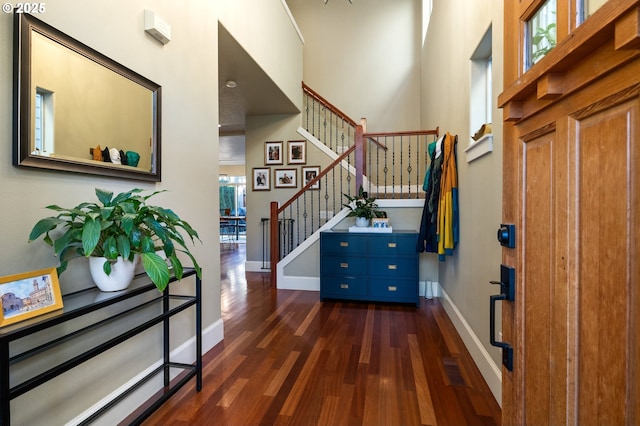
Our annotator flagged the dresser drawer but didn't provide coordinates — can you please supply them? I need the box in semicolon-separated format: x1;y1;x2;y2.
321;256;367;275
319;231;419;307
321;233;367;255
320;275;367;299
368;233;417;255
367;257;417;278
369;278;417;300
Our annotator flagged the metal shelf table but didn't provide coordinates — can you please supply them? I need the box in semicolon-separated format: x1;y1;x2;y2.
0;268;202;425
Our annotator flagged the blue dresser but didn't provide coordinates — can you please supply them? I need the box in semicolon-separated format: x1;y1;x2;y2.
320;230;419;307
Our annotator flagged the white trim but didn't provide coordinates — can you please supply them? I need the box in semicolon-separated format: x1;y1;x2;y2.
245;260;270;272
278;275;320;291
297;127;356;176
438;285;502;406
66;319;224;425
281;0;304;44
464;134;493;163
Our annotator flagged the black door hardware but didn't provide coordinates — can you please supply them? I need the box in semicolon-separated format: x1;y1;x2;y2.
497;224;515;248
489;264;515;371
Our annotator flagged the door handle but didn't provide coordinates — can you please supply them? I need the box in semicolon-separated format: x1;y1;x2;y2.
489;264;515;371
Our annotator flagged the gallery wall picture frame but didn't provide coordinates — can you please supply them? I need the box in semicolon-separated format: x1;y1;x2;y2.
274;168;297;188
0;267;64;327
287;140;306;165
252;167;271;191
302;166;321;190
264;141;283;165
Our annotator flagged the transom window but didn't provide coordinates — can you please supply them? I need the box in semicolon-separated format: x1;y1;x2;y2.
525;0;557;70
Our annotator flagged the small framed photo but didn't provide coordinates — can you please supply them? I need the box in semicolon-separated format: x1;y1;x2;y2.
264;141;283;165
371;217;390;228
252;167;271;191
274;168;297;188
0;267;64;327
288;140;306;165
302;166;321;190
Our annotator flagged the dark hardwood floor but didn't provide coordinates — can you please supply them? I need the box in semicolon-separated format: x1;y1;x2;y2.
142;244;501;425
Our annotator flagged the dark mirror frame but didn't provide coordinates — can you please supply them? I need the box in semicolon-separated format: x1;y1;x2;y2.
13;13;162;182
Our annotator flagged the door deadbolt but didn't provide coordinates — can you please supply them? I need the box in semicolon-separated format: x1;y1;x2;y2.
497;224;515;248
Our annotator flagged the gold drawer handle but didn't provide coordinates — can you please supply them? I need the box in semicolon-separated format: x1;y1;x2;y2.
388;264;397;270
388;242;397;248
388;286;397;292
340;263;349;268
340;241;349;247
340;284;349;289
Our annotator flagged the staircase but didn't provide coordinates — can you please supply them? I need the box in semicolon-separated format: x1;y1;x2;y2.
270;83;439;286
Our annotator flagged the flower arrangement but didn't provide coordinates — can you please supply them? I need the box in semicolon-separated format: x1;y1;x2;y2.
342;185;384;219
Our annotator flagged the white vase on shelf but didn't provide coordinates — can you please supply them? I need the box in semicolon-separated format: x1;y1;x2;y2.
355;217;369;227
89;255;139;292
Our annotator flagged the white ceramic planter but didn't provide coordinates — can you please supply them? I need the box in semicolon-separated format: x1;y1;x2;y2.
89;255;139;292
355;217;369;227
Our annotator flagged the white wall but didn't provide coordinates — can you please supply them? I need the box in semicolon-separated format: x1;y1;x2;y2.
0;1;220;423
421;0;504;401
287;0;423;133
219;0;303;110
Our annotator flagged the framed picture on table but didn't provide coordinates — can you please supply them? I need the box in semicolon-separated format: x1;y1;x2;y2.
0;267;64;327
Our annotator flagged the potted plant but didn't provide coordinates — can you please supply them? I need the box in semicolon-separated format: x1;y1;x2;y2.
28;188;202;292
343;185;385;227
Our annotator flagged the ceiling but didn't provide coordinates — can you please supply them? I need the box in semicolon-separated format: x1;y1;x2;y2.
218;24;299;165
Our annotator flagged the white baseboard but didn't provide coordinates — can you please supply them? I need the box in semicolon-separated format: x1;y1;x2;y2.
277;275;319;291
245;260;270;272
438;286;502;406
67;319;224;425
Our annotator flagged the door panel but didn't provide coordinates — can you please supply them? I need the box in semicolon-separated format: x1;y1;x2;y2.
521;128;571;425
522;133;554;425
576;99;638;425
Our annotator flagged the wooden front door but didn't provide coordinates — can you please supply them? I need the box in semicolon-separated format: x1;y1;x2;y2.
499;1;639;424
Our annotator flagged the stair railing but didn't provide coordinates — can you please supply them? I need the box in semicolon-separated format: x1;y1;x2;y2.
269;83;439;285
302;82;357;154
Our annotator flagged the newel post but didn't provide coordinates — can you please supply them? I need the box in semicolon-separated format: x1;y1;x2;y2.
269;201;279;287
355;124;366;190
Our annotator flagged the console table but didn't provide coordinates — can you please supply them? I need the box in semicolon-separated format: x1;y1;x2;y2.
320;230;419;307
0;268;201;425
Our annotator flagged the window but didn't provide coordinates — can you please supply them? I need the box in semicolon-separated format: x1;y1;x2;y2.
34;92;43;152
577;0;607;25
34;88;54;154
525;0;557;70
467;26;494;162
219;175;246;217
422;0;433;45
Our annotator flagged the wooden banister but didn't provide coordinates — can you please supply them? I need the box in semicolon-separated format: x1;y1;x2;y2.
276;145;356;214
363;127;440;138
302;82;357;127
269;201;279;285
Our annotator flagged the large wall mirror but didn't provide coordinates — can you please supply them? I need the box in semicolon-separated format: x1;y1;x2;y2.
13;13;162;181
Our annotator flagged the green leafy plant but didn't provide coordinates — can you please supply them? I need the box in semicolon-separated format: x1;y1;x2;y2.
531;22;556;63
342;185;384;219
28;188;202;292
